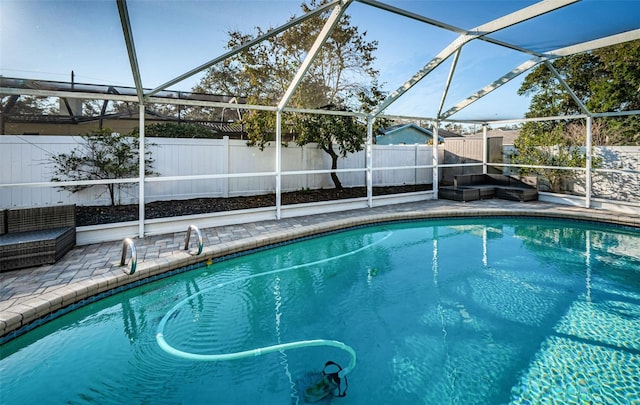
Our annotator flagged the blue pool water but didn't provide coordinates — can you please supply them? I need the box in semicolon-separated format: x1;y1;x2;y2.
1;218;639;404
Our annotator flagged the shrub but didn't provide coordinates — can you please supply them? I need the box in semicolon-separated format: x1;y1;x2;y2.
50;128;156;205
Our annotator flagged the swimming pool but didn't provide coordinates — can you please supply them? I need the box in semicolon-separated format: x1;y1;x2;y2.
1;217;639;404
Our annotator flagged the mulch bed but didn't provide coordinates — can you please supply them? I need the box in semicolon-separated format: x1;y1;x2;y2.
76;185;431;226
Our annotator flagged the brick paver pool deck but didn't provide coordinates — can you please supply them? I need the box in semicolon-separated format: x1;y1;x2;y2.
2;199;639;340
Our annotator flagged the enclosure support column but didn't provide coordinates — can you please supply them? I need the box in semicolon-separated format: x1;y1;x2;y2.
366;115;373;208
117;0;145;237
138;103;146;238
276;110;282;219
432;125;439;199
482;124;488;174
585;116;593;208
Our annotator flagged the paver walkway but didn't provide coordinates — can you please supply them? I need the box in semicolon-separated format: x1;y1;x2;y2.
2;199;638;340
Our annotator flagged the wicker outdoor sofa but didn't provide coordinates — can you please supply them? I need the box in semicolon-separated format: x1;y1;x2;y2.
0;205;76;272
439;174;539;202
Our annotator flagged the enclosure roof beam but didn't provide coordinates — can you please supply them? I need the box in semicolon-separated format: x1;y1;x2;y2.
284;106;368;118
0;86;279;112
61;98;78;123
547;28;640;57
357;0;464;34
145;96;276;112
440;28;640;119
370;0;578;117
146;0;341;98
436;48;461;119
116;0;145;104
0;87;140;102
277;0;354;110
1;95;19;113
440;59;541;119
543;60;590;115
358;0;546;57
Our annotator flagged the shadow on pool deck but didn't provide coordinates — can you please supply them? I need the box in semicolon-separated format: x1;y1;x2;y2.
1;199;638;340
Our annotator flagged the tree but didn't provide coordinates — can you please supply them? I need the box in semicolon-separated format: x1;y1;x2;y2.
518;39;640;145
50;128;156;206
512;41;638;191
136;123;217;139
297;107;365;188
512;121;590;192
194;0;386;189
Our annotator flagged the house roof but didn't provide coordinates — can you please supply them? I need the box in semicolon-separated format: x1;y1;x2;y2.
377;123;449;144
379;123;428;136
464;128;520;145
379;123;462;138
0;77;245;105
436;128;464;139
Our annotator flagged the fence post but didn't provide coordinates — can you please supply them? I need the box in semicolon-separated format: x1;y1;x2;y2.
302;143;309;191
222;136;229;198
366;116;373;207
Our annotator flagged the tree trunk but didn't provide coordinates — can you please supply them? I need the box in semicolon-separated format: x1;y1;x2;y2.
325;144;343;190
108;184;116;206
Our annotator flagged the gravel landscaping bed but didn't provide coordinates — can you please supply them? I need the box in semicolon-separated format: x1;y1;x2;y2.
76;185;431;226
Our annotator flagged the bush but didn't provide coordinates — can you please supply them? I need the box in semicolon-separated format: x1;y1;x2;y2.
50;128;156;205
138;122;217;138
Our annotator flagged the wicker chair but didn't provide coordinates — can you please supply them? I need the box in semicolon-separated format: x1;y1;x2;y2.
0;209;5;235
453;174;539;202
0;205;76;272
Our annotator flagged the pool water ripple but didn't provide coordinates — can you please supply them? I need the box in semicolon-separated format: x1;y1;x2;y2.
1;218;638;404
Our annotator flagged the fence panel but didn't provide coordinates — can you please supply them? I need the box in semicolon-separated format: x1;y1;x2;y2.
1;135;436;208
373;144;433;186
590;146;639;202
0;135;116;206
146;138;227;201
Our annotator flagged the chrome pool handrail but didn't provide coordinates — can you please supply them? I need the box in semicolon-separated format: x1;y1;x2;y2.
184;224;203;256
120;237;137;275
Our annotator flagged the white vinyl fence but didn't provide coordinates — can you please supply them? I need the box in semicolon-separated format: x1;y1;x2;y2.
502;144;640;202
0;135;437;208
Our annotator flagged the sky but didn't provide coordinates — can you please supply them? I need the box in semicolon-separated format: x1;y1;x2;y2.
1;0;640;121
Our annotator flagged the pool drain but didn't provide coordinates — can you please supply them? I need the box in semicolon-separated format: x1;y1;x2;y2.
304;360;349;402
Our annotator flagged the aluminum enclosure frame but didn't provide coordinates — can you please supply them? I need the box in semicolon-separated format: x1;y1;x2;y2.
1;0;639;239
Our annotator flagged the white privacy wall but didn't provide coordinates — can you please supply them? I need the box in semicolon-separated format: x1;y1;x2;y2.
1;135;436;207
0;135;98;207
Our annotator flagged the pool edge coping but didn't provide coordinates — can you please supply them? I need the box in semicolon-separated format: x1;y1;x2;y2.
1;205;639;341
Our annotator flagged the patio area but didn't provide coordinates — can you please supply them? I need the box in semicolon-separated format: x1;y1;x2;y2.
1;198;639;341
